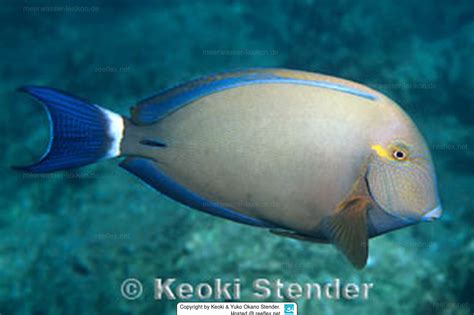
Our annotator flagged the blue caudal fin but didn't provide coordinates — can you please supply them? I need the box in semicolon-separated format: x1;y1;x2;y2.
14;86;124;173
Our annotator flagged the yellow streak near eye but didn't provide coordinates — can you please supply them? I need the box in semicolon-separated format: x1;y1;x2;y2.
371;145;389;158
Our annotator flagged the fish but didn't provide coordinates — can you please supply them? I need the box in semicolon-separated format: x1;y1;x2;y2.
14;68;442;268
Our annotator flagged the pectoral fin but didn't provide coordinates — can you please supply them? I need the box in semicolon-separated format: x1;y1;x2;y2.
324;197;370;269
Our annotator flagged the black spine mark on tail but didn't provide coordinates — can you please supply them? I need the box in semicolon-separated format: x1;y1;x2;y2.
139;139;167;148
14;86;117;173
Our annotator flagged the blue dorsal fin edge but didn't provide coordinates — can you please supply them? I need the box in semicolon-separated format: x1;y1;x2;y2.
120;157;279;228
133;70;378;125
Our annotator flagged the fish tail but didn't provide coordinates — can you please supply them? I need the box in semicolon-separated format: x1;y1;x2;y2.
14;86;124;173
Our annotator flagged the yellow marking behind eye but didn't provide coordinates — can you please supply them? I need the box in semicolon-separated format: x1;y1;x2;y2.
371;145;389;158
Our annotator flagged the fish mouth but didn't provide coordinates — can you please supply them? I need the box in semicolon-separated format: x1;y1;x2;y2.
421;205;443;222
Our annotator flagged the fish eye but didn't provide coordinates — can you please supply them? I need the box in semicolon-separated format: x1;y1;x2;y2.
392;149;407;161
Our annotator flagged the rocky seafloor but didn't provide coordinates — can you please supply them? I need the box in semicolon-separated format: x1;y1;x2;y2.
0;1;473;314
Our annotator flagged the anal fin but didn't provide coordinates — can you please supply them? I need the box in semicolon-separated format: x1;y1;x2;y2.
270;229;329;244
120;157;279;228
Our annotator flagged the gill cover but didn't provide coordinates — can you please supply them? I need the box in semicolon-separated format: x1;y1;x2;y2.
366;142;440;222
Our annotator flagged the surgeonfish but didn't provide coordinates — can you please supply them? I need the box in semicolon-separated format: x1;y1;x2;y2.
15;68;442;268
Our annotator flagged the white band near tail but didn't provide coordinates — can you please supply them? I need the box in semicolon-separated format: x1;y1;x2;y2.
100;107;124;158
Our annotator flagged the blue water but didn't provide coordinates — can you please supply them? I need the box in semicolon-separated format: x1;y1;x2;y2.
1;1;473;314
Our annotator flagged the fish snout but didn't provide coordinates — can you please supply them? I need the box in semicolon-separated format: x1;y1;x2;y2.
421;205;443;222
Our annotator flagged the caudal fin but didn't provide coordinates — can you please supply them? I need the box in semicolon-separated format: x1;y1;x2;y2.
15;86;124;173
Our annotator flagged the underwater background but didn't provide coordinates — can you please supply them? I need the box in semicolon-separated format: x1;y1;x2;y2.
1;0;473;314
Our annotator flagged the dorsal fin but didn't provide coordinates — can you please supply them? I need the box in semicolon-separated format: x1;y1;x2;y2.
131;68;379;125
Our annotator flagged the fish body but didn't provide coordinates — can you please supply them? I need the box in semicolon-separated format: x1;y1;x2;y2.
15;69;442;268
127;81;376;234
